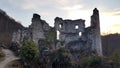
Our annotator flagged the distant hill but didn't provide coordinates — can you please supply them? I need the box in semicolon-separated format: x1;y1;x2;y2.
0;9;24;47
102;33;120;56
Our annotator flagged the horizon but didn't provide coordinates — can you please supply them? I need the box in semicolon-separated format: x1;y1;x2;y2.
0;0;120;35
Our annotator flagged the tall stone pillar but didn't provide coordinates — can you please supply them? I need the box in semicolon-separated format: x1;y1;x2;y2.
30;14;45;44
91;8;102;56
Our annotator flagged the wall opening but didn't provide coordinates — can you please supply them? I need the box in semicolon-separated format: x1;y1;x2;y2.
79;32;82;36
59;23;62;29
75;25;79;29
57;30;60;40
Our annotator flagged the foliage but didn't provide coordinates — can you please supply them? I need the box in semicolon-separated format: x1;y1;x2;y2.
0;48;5;59
80;55;102;68
44;28;57;43
58;47;70;56
0;51;5;58
44;28;57;45
20;40;38;62
56;48;71;64
5;59;24;68
110;51;120;64
39;39;49;47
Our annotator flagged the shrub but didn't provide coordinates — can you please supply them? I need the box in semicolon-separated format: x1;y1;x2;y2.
110;51;120;64
0;51;5;59
0;47;5;58
20;40;38;64
80;55;102;68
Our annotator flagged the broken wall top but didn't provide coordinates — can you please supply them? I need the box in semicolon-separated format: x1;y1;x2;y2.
54;17;85;33
30;13;50;31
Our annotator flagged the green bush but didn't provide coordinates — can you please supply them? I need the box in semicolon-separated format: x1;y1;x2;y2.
20;40;38;62
80;55;102;68
110;51;120;64
44;28;57;49
44;28;57;43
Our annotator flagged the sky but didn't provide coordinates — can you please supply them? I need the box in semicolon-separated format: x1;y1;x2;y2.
0;0;120;35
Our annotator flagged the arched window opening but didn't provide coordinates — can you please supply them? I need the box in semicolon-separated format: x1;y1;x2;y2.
75;25;79;29
79;32;82;36
59;23;62;29
57;30;60;40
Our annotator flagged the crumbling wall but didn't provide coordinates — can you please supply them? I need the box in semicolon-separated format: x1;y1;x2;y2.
29;14;50;44
90;8;102;56
11;8;102;57
11;28;32;46
54;8;102;56
54;17;91;59
54;17;85;45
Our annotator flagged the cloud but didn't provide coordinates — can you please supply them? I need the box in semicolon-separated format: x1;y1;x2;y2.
4;0;120;34
109;23;120;33
7;0;85;25
6;0;93;27
112;11;120;16
100;10;120;34
8;0;82;10
112;24;120;27
106;11;120;16
61;5;83;11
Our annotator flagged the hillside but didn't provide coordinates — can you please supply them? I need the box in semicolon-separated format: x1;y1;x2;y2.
0;9;24;47
102;33;120;56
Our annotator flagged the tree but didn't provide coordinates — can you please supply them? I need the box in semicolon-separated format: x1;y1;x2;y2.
110;51;120;64
44;28;57;49
80;55;102;68
20;40;38;67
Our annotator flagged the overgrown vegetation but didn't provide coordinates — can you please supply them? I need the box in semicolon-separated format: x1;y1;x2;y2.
11;40;120;68
0;47;5;61
44;28;57;49
5;59;24;68
18;29;120;68
20;40;38;67
80;55;102;68
110;51;120;64
78;51;120;68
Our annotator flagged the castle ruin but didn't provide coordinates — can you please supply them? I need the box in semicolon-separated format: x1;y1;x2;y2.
55;8;102;56
12;8;102;57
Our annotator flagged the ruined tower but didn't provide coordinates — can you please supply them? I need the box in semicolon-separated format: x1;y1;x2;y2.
90;8;102;56
54;17;85;45
29;14;50;44
54;8;102;56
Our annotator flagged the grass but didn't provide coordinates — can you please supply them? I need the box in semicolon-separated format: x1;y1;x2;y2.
0;47;5;61
5;59;24;68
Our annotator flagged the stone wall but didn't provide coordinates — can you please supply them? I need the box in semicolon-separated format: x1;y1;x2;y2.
29;14;50;44
54;17;85;44
90;8;102;56
10;8;102;58
54;8;102;57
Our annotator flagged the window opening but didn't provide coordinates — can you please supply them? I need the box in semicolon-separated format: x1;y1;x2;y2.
75;25;79;29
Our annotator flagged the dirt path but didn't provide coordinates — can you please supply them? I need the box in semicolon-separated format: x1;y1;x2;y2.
0;49;19;68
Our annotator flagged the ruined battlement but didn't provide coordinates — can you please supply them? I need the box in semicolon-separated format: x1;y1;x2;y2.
54;8;102;56
54;17;85;33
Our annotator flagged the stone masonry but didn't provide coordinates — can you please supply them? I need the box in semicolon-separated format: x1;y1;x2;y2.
11;8;102;56
54;8;102;56
29;14;50;44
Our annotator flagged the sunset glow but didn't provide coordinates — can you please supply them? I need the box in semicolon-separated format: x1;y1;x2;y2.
0;0;120;35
